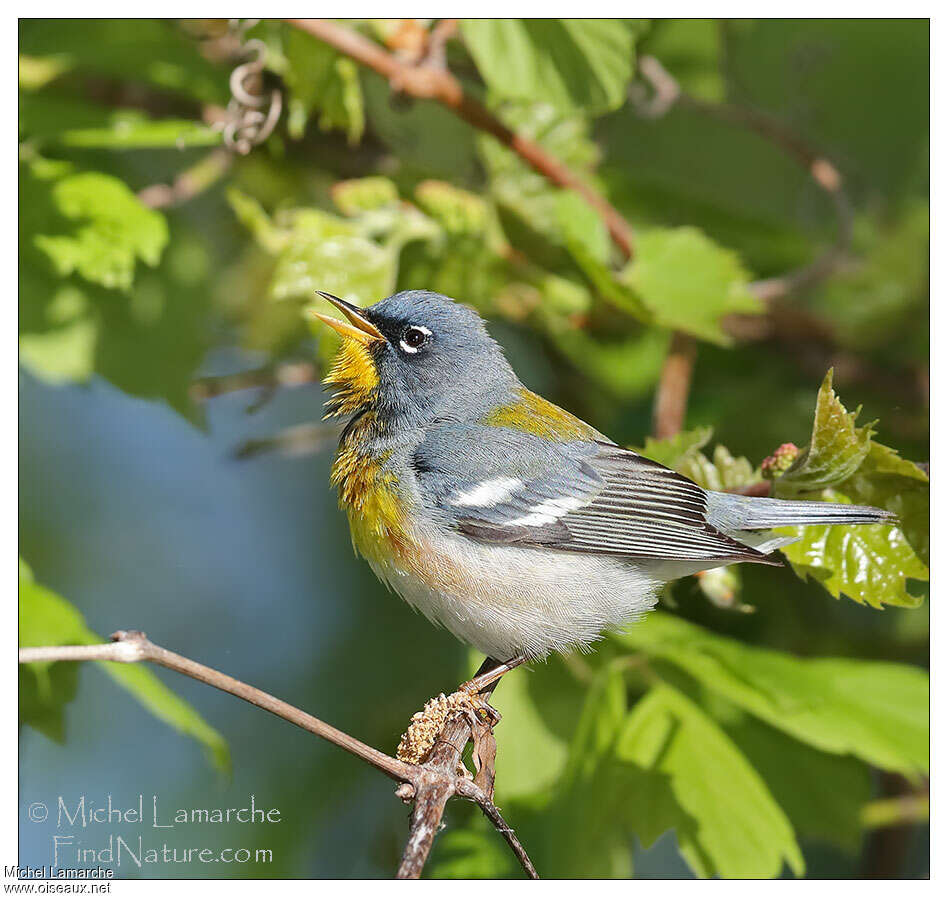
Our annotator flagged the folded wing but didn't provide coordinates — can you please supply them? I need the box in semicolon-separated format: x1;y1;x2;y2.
413;425;771;565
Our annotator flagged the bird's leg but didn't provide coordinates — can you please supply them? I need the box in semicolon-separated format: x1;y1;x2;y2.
460;654;528;697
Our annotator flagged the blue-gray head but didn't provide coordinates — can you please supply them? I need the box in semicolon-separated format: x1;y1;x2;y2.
315;290;517;426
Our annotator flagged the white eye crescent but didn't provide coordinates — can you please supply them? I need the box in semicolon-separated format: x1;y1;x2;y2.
400;325;431;354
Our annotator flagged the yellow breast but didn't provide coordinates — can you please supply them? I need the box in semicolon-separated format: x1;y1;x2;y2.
331;420;408;567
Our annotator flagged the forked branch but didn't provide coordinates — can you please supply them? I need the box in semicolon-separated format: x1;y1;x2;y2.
19;630;537;879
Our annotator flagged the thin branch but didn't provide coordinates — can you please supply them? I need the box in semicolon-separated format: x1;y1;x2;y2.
231;422;341;461
652;331;697;439
19;630;538;879
457;779;539;879
636;55;854;307
636;54;857;439
190;361;319;403
21;630;414;781
138;146;233;210
285;18;634;259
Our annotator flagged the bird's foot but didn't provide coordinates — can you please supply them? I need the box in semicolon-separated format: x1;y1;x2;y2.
396;689;500;765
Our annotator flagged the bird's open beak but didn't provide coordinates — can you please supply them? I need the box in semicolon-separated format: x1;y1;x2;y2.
311;291;384;345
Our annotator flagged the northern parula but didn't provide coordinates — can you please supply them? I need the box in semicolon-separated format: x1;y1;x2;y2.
314;290;893;663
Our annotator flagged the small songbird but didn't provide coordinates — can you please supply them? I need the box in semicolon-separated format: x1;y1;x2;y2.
315;289;893;674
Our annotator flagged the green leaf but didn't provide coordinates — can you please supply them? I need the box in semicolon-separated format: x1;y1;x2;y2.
843;441;929;567
18;285;96;383
97;661;230;773
19;559;229;771
678;443;760;492
282;27;364;144
636;426;713;468
561;662;628;786
332;177;400;217
616;612;929;777
19;559;90;741
775;369;875;495
622;226;762;344
58;116;221;149
228;192;397;306
461;20;639;115
566;250;653;323
617;683;804;878
33;170;168;291
640;19;725;102
272;211;396;304
539;662;638;878
479;102;600;262
770;370;929;606
19;19;228;105
779;490;927;610
414;181;490;237
554;191;610;265
550;327;668;399
428;827;517;879
488;665;570;798
722;713;872;852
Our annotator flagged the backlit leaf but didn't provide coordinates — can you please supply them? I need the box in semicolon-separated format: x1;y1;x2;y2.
617;612;929;777
617;683;804;878
775;369;874;495
779;490;927;609
462;19;639;115
622;226;763;344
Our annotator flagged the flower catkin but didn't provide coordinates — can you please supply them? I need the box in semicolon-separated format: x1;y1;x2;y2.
396;691;472;764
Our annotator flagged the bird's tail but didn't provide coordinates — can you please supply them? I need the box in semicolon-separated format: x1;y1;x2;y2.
707;491;896;533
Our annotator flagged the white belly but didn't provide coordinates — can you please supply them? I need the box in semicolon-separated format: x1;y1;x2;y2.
367;523;664;660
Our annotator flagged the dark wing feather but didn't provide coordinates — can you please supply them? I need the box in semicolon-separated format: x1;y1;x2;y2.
549;444;770;563
415;426;772;565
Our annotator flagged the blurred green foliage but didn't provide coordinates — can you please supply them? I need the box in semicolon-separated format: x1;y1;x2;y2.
19;18;928;879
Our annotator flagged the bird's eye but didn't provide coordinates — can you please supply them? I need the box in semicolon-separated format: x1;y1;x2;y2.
399;325;430;354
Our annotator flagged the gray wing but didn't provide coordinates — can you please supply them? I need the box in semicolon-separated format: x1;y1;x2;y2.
413;424;771;565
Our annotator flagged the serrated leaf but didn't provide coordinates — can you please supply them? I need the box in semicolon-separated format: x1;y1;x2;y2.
19;559;229;771
779;490;927;609
34;171;168;291
616;612;929;777
622;226;762;344
776;369;875;495
617;684;804;878
841;441;930;567
462;19;638;115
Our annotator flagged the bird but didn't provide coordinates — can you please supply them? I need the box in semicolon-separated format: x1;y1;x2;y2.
313;289;894;690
